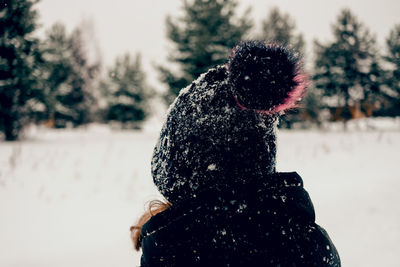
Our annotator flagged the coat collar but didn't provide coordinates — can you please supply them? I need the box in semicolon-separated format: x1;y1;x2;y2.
142;172;314;240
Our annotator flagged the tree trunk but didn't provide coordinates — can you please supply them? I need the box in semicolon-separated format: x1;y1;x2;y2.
4;115;19;141
343;90;350;131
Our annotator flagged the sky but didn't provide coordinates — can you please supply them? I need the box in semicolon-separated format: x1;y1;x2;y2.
36;0;400;88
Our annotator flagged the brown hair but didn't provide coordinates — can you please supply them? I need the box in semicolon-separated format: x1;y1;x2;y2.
130;200;171;251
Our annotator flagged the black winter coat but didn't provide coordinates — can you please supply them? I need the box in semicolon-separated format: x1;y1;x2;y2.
140;172;341;267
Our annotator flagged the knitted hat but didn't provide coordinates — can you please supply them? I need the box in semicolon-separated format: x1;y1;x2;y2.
152;40;307;204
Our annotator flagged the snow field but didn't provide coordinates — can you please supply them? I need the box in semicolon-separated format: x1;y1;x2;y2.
0;123;399;266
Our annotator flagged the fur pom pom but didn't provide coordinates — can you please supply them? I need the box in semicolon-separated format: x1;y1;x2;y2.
227;40;307;113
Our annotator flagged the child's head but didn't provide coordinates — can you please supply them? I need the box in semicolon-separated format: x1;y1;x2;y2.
152;40;307;204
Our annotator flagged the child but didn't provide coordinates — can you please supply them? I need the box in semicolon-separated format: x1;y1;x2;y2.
131;40;341;267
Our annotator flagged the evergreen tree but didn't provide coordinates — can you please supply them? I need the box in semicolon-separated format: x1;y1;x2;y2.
261;7;305;55
0;0;41;140
313;9;381;124
159;0;252;104
39;23;74;127
260;7;311;128
101;53;150;129
64;27;100;126
383;24;400;116
39;22;100;128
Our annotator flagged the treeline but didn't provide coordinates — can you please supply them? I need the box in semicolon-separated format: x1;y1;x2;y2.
1;0;399;140
0;0;152;140
159;1;400;129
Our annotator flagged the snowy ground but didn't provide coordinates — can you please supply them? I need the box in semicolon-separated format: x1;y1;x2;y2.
0;120;399;267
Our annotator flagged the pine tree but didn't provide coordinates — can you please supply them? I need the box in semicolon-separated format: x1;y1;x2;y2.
313;9;381;125
0;0;41;140
159;0;252;104
39;22;100;128
260;7;311;128
101;53;150;129
383;24;400;116
261;7;305;55
39;23;74;127
64;27;100;126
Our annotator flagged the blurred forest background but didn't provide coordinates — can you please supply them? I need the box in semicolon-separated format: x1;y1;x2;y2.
1;0;400;141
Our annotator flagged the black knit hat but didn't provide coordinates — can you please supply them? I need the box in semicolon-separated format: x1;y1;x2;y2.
152;40;307;204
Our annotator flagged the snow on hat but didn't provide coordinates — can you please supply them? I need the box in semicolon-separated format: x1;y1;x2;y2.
151;40;307;204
